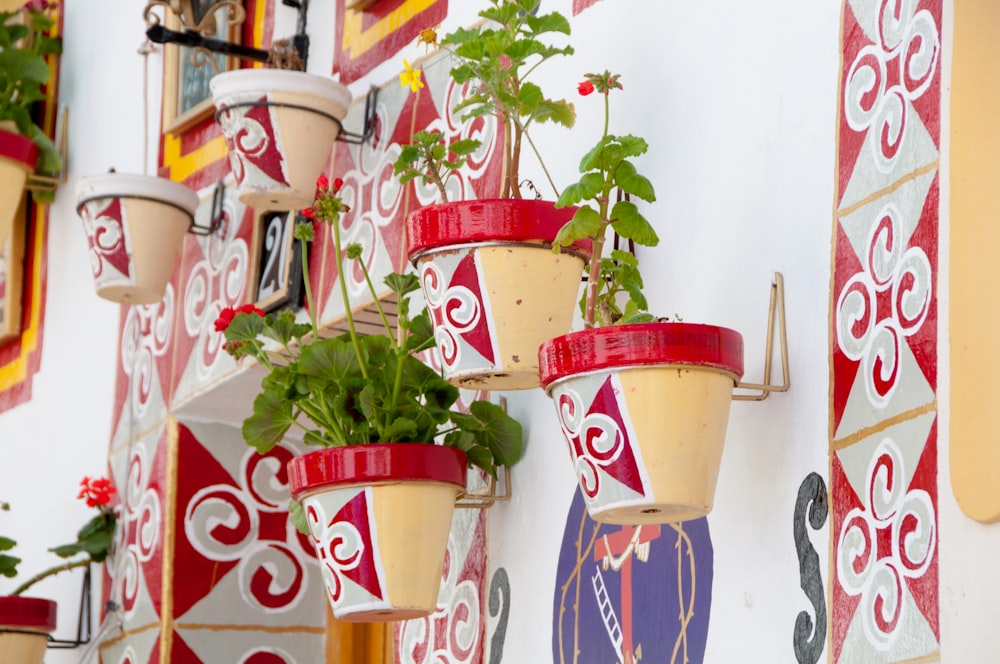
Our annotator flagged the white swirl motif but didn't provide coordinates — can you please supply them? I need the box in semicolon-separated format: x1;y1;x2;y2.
844;0;939;172
835;437;936;650
420;260;483;371
835;203;931;408
554;385;627;502
305;498;365;607
121;287;175;416
109;444;160;621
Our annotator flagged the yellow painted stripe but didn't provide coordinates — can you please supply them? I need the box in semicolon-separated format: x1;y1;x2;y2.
162;133;228;183
343;0;436;58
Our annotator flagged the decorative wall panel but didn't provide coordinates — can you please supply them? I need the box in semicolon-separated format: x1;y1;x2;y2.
831;1;940;661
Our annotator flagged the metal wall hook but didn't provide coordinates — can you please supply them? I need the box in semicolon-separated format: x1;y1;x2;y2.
188;180;225;236
336;86;379;145
144;0;311;66
456;396;514;509
732;271;790;401
46;566;92;649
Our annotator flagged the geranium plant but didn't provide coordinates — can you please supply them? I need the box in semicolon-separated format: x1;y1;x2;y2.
554;71;660;328
0;1;62;181
1;476;117;596
217;175;524;478
397;0;575;199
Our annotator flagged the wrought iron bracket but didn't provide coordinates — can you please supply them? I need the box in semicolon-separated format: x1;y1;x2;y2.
188;180;225;236
336;86;379;145
456;396;513;509
145;0;310;66
46;566;92;649
732;271;790;401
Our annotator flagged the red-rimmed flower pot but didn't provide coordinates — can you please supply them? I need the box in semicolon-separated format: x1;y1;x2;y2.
406;199;592;391
0;128;37;251
0;596;56;664
539;322;744;524
288;444;467;622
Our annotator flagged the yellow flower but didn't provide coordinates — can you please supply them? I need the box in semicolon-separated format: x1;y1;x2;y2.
400;59;424;92
417;27;438;52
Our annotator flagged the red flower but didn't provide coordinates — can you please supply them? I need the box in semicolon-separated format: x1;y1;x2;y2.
301;206;317;220
315;174;329;192
214;304;264;333
332;177;344;192
78;476;116;508
578;80;595;96
238;303;265;317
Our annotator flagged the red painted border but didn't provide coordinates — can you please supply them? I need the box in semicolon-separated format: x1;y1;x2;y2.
538;322;745;390
0;596;57;631
0;129;37;169
288;444;467;498
406;199;592;257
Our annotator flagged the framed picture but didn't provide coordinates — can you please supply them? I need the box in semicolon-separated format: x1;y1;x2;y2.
250;210;304;313
162;5;240;134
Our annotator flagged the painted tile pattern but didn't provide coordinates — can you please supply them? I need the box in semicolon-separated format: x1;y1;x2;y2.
831;1;940;661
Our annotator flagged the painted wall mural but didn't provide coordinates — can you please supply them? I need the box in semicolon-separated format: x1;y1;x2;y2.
794;472;828;664
552;491;713;664
831;0;940;661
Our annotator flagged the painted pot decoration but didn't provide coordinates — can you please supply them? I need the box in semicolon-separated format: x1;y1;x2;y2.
288;443;467;622
75;173;197;305
0;596;56;664
539;322;744;524
210;69;351;210
406;199;592;391
0;128;38;251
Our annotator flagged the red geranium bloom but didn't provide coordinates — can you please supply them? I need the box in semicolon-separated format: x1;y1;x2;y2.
215;306;237;332
237;303;265;317
315;174;329;192
78;476;116;508
332;177;344;192
578;80;595;96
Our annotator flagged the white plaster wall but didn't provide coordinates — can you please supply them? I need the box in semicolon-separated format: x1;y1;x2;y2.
0;2;157;661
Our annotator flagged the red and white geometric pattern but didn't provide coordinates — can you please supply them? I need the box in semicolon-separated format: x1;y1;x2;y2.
831;1;940;661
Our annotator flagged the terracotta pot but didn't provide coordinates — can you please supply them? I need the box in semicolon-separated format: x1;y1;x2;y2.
211;69;351;210
288;444;466;622
0;128;37;251
539;322;744;524
406;199;591;390
75;173;197;305
0;596;56;664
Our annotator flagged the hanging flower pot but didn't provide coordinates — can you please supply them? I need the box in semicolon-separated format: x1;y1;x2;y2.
0;128;37;251
0;596;56;664
75;173;197;305
288;444;467;622
406;199;591;391
539;322;744;524
210;69;352;210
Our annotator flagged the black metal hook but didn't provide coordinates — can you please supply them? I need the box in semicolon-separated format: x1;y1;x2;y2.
337;86;379;145
46;566;92;649
188;180;226;236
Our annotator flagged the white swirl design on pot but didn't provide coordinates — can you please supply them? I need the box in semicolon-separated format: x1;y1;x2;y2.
305;499;365;607
420;260;482;371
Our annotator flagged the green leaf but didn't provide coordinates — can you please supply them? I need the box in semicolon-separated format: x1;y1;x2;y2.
614;160;657;203
556;172;604;207
404;310;435;353
616;134;650;157
0;536;14;552
554;206;602;246
525;11;572;36
468;400;523;467
529;98;575;127
299;337;362;384
384;272;420;298
578;136;612;172
382;417;419;442
288;499;309;536
517;81;543;115
243;387;296;453
610;201;659;247
449;138;482;156
224;312;266;344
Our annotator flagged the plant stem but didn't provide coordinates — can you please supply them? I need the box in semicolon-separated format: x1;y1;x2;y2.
355;253;397;350
520;122;560;199
584;92;614;329
11;558;90;597
331;215;369;380
300;231;319;339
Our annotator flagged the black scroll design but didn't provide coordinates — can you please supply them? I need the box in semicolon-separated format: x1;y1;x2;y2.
488;567;511;664
793;472;828;664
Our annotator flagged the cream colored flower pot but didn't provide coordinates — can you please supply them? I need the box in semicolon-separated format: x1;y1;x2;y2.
211;69;352;210
75;173;197;305
288;444;466;622
407;199;591;391
0;128;37;251
0;597;56;664
539;323;745;524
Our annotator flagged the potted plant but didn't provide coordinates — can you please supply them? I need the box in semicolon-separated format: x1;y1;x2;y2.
0;1;62;247
400;0;591;391
210;53;352;210
0;477;117;663
538;72;745;525
74;171;198;305
217;175;523;621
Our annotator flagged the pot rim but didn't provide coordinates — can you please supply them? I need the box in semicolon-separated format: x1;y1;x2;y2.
0;128;38;170
210;68;352;111
0;596;57;632
287;443;467;499
538;321;745;390
74;173;199;220
405;198;592;257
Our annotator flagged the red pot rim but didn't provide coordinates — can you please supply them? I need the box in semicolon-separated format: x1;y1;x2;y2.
0;128;38;170
0;596;57;632
405;199;592;257
538;322;745;390
288;443;467;498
